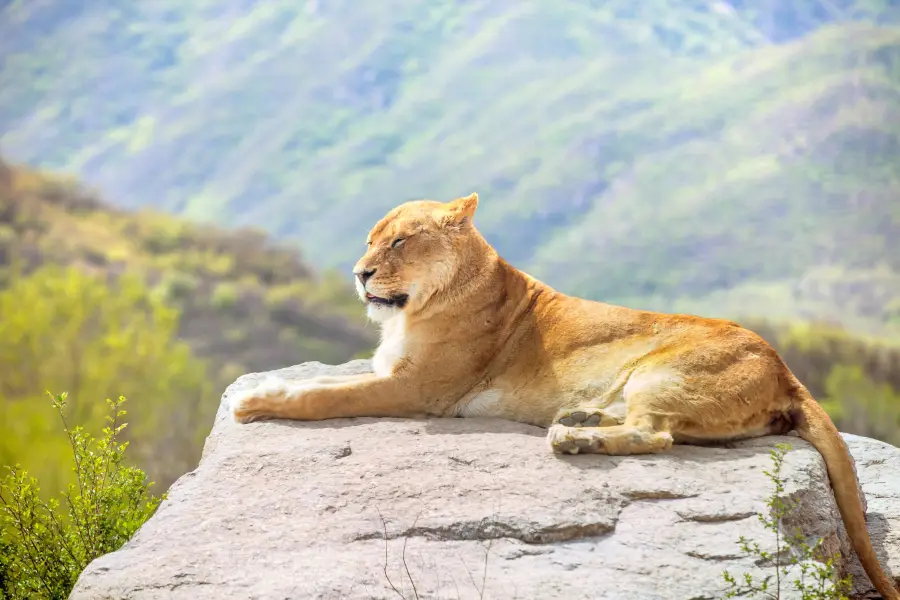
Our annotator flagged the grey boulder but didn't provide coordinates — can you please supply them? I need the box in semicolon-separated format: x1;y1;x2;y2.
70;360;900;600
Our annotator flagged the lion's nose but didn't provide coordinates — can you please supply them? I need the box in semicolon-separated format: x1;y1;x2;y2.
356;268;376;284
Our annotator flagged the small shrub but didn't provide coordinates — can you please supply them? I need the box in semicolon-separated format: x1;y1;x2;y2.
155;271;198;303
0;392;163;600
140;222;188;255
722;443;853;600
211;281;240;311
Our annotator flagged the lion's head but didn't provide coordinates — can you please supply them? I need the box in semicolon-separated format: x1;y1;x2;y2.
352;192;481;322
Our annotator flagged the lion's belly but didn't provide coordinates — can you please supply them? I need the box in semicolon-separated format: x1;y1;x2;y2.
455;384;600;427
453;339;660;426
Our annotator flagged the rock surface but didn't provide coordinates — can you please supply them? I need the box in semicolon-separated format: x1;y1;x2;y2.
70;360;900;600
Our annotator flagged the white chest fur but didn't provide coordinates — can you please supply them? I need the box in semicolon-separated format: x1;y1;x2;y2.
372;313;407;377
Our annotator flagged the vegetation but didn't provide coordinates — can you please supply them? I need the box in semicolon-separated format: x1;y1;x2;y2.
1;1;898;338
0;393;162;600
722;443;853;600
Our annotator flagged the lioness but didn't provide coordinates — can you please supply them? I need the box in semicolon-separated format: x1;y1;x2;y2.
231;193;898;599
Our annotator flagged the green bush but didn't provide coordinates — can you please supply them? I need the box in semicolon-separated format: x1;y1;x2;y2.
0;392;163;600
822;365;900;447
155;270;199;303
210;281;240;311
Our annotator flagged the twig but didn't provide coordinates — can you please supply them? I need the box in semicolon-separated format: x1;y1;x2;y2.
402;510;424;600
459;551;481;594
479;538;493;600
478;489;502;600
375;506;406;599
34;495;80;568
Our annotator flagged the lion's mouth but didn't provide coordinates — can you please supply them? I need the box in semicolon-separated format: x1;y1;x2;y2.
365;292;409;309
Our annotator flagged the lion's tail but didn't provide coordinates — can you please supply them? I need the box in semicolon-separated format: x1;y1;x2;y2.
790;385;898;600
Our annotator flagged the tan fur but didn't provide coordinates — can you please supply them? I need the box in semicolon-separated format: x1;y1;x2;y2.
232;193;898;599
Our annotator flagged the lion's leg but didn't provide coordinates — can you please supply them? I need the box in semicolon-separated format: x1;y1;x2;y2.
231;375;433;423
548;346;790;455
297;373;376;386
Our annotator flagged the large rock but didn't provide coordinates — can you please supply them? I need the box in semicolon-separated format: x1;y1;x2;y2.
70;361;900;600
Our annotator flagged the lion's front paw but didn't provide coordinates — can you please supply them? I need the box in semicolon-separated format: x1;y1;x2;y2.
229;389;271;424
228;375;333;424
228;376;293;424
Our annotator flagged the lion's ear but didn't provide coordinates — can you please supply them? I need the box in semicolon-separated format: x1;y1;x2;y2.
440;192;479;229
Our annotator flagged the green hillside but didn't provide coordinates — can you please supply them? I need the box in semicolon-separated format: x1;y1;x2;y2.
1;0;899;337
530;23;900;325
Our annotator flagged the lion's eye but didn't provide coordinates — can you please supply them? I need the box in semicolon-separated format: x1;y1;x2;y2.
391;238;406;249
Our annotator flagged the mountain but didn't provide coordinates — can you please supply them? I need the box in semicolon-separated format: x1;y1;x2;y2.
1;0;899;337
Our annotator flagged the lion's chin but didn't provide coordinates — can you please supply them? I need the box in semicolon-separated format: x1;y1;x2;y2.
358;287;409;323
365;301;404;323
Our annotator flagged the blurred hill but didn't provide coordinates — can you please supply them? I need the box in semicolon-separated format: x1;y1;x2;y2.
2;0;899;338
0;157;375;492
